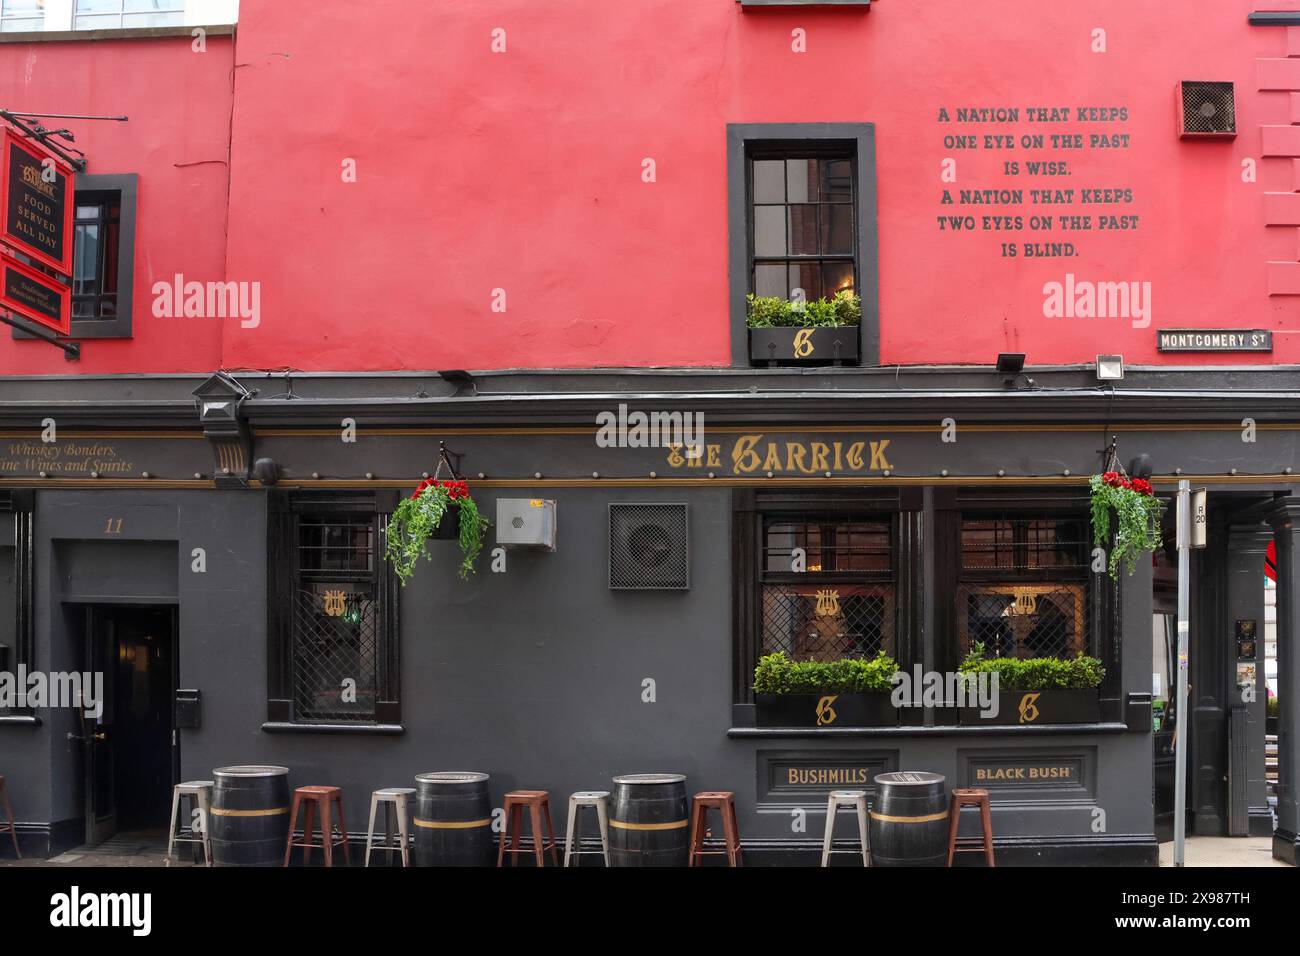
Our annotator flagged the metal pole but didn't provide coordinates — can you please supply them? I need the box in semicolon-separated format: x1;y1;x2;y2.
1174;480;1190;867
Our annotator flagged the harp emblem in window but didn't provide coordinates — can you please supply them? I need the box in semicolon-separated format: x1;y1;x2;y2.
323;590;347;617
1018;692;1041;724
1004;592;1037;617
816;694;839;726
814;589;841;617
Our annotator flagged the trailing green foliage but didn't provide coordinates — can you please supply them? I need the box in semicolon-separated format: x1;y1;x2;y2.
746;290;861;328
753;650;899;694
958;641;1104;690
384;485;490;583
1090;473;1163;578
1268;693;1279;719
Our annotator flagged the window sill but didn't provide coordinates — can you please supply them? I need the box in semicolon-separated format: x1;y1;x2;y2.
261;721;404;736
727;722;1130;738
0;24;234;44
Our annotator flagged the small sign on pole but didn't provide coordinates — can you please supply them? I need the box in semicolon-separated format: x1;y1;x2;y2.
1191;488;1207;549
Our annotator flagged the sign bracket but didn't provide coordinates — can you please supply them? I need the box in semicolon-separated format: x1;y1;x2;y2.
0;309;79;360
0;109;95;173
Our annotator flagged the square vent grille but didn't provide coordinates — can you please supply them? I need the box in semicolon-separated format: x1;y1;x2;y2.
608;503;689;590
1179;81;1236;138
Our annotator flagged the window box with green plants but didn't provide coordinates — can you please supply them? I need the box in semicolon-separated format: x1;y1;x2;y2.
955;643;1105;726
747;290;861;366
753;650;899;727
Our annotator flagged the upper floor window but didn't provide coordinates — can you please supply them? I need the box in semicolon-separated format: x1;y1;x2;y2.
727;124;879;368
75;0;184;30
72;191;122;321
750;154;856;303
0;0;236;31
0;0;43;32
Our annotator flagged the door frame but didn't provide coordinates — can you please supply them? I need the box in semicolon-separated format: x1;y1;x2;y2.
78;602;179;845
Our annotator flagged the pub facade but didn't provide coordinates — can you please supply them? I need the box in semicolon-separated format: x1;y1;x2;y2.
0;0;1298;866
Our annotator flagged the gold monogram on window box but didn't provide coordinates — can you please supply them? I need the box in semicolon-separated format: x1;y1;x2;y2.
956;583;1086;660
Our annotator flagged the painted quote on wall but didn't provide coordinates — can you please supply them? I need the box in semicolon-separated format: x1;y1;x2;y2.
937;105;1136;259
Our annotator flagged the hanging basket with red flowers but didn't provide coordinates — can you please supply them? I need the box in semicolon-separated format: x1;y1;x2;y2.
383;448;490;584
1089;443;1162;579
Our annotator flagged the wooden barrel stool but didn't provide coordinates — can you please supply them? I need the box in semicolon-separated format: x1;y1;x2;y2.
946;787;995;867
283;785;351;868
497;790;559;867
688;791;742;867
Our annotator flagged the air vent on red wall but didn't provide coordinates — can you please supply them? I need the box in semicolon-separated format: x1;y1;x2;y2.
1178;81;1237;139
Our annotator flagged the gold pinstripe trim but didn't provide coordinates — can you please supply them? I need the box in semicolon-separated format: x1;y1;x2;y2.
869;810;950;824
209;806;289;818
412;817;491;829
608;819;689;831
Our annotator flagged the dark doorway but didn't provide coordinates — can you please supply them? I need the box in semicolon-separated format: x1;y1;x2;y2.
81;605;178;844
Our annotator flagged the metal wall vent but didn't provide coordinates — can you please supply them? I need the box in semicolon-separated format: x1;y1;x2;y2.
608;503;689;590
1179;81;1236;139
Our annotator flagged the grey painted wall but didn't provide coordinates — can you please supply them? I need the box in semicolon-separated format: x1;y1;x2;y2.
3;486;1158;860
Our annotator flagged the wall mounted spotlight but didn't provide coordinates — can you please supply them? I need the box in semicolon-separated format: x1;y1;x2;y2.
1096;355;1124;381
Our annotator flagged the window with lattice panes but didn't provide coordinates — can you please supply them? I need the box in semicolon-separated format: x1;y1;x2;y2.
760;515;895;663
956;515;1090;660
266;494;400;728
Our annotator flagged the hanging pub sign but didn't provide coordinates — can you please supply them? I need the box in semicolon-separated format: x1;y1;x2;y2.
1;126;75;276
1156;329;1272;352
0;250;71;336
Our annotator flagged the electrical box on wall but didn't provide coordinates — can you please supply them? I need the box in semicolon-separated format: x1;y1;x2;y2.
496;499;557;551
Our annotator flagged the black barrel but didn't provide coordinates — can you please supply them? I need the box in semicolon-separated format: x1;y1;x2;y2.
210;765;291;867
413;772;494;867
869;771;949;866
608;773;689;867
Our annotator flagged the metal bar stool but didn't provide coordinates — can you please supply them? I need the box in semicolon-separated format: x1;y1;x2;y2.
0;775;20;859
688;791;743;867
283;785;352;867
498;790;559;867
166;780;214;866
365;787;415;867
946;787;995;867
821;790;871;867
564;791;611;867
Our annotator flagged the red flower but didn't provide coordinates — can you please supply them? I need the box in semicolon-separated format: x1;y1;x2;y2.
1130;478;1154;496
1102;471;1125;488
412;477;470;500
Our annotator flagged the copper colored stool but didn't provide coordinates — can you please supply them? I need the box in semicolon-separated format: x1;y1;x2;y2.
688;791;742;867
946;787;995;867
497;790;559;867
0;775;19;859
283;785;351;867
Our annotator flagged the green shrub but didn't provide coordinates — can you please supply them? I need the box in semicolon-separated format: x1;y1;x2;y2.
957;641;1104;690
1268;694;1279;719
746;291;861;329
753;650;899;694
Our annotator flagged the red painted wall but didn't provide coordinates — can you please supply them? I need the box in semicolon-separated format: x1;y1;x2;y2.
8;2;1300;373
0;33;233;375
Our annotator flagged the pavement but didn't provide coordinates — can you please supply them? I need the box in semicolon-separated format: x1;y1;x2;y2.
0;831;1291;868
1158;836;1289;867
